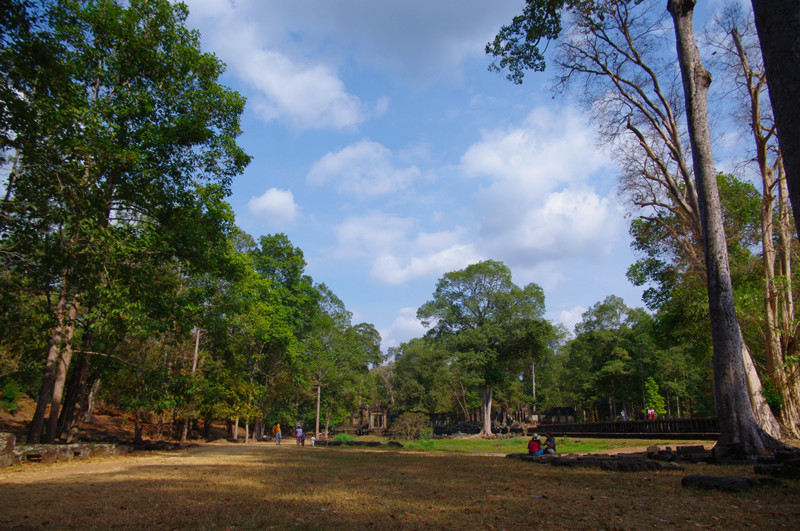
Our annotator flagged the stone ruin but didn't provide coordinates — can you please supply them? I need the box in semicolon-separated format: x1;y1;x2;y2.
506;443;800;492
0;431;133;467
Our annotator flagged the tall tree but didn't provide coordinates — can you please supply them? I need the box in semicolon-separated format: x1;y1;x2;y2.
667;0;772;452
390;338;455;416
417;260;550;436
0;0;250;443
704;7;800;438
750;1;800;238
547;1;780;437
489;0;784;450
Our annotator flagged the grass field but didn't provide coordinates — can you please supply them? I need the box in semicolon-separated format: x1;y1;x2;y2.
1;439;798;529
396;435;703;454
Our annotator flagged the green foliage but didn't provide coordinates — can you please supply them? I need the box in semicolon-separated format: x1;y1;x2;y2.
392;412;433;440
644;377;667;417
486;1;620;83
0;379;20;413
486;0;567;83
332;433;356;443
390;339;454;415
761;377;783;413
417;260;552;428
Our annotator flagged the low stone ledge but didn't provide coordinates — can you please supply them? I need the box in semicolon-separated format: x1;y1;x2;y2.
506;452;666;472
754;457;800;480
0;432;16;467
681;475;782;492
1;433;135;467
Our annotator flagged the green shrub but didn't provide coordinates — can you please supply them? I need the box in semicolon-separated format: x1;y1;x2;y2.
418;439;435;450
332;433;355;442
761;377;783;414
644;377;667;417
392;412;431;440
0;380;20;413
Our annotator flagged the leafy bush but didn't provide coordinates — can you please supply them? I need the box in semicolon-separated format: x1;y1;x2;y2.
761;377;783;414
0;380;20;413
644;377;667;417
392;412;432;440
332;433;355;442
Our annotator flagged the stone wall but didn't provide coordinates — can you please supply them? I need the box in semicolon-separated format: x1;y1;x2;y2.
0;432;132;467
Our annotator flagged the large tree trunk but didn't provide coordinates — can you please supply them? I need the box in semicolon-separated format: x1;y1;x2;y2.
479;384;494;437
751;0;800;238
28;278;79;444
43;297;79;443
730;27;799;439
85;377;100;423
742;339;781;438
57;349;91;443
134;408;144;443
751;4;800;439
253;418;264;442
668;0;774;452
315;385;321;439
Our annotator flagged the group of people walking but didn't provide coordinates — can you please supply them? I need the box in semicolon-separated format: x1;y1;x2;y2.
271;422;308;446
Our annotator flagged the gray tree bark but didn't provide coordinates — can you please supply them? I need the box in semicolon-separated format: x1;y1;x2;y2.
480;385;494;437
751;0;800;238
667;0;767;452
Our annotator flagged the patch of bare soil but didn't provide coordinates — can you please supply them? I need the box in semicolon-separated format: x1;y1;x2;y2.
0;396;134;443
0;395;227;444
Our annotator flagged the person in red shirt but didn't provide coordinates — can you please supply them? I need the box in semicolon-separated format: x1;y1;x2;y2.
528;433;544;456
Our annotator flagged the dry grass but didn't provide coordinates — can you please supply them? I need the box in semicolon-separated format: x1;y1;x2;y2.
1;443;798;530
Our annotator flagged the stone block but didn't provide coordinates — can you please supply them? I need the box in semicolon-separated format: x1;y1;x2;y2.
688;451;713;463
754;458;800;479
18;444;71;463
88;444;119;458
0;432;15;467
676;445;706;456
0;432;14;454
600;458;662;472
682;475;781;492
67;444;92;460
646;445;661;456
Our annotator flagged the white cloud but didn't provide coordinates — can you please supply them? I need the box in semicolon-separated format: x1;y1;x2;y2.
379;307;428;352
183;0;369;130
461;107;609;192
334;211;414;257
371;244;481;285
480;187;623;262
209;0;526;84
247;188;298;227
244;51;366;129
459;106;624;268
549;306;586;335
308;140;420;199
333;211;483;285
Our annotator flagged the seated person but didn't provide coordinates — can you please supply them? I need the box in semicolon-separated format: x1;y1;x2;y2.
528;433;544;456
543;433;556;454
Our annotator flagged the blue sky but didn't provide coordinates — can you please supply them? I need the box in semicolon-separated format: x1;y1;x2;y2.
181;0;652;350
